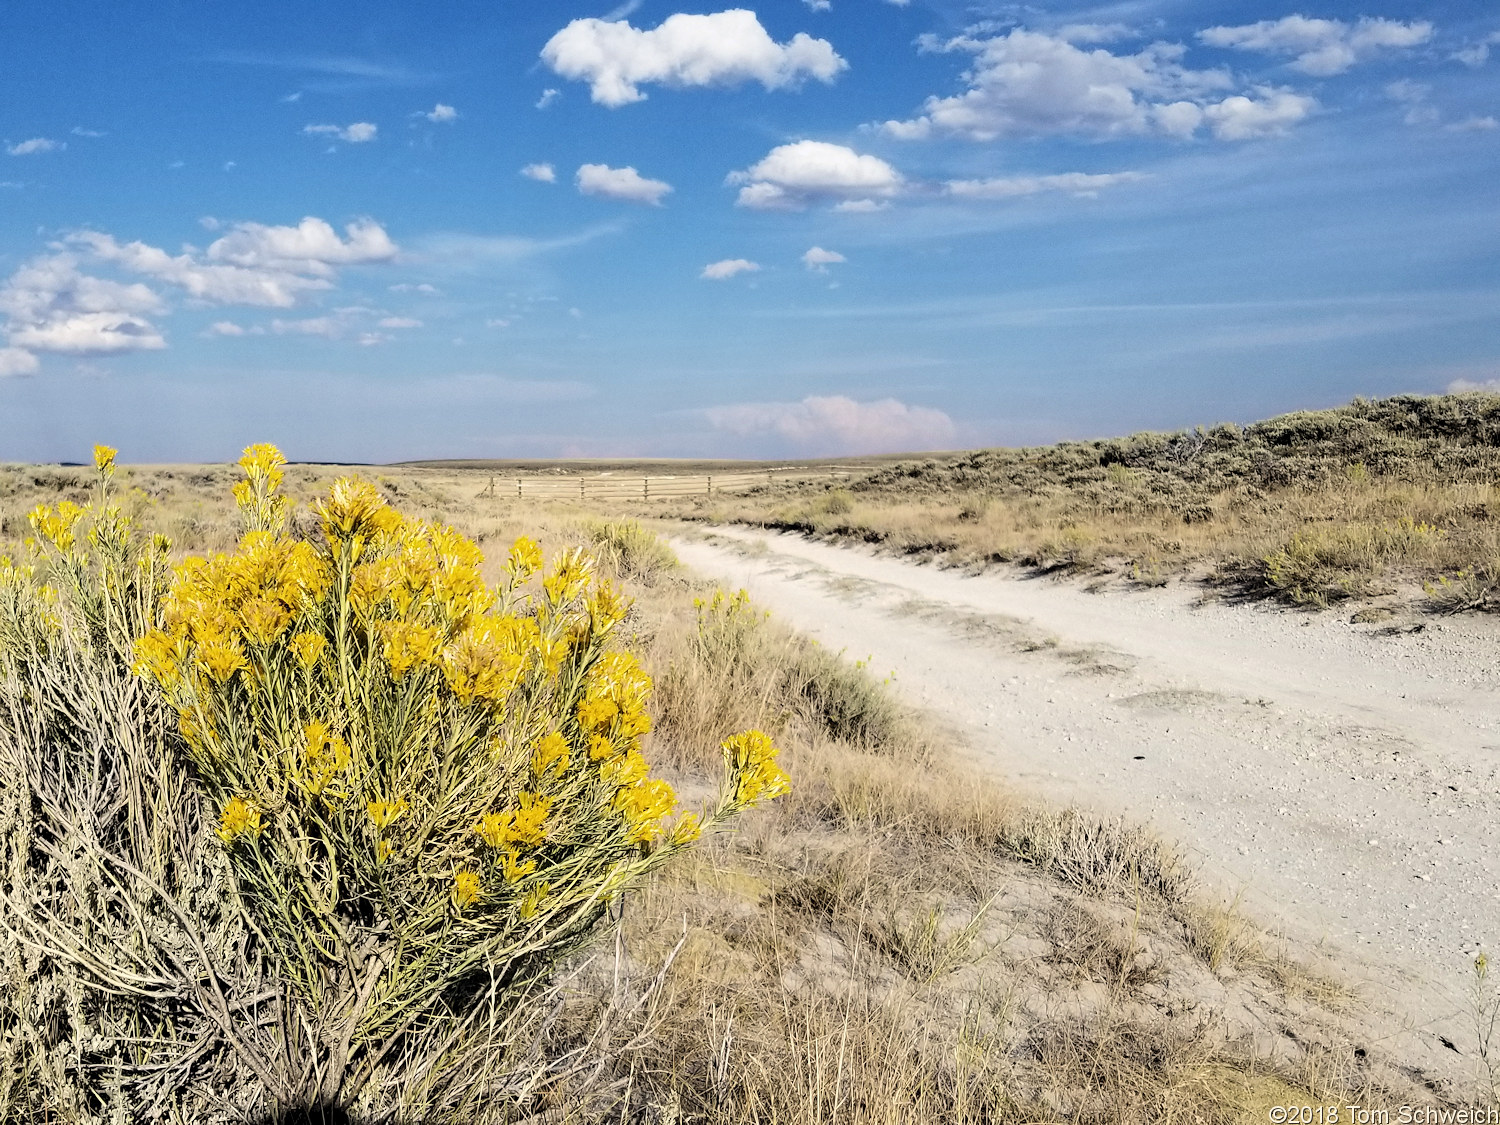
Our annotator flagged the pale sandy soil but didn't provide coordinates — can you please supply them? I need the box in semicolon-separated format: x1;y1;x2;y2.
672;526;1500;1093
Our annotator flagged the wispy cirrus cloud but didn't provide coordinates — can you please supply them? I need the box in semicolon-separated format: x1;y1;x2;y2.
408;223;623;271
946;171;1148;199
7;138;64;156
303;122;378;143
209;51;438;91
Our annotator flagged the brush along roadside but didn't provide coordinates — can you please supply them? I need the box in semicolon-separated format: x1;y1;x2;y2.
602;393;1500;616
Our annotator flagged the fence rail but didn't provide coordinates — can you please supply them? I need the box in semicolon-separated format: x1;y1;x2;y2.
476;470;850;501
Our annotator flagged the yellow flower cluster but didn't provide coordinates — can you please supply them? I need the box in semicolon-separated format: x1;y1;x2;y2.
723;730;791;805
234;443;291;532
542;548;593;608
133;449;598;706
302;721;351;797
567;648;685;842
217;796;262;843
379;621;441;680
451;869;482;910
473;791;552;850
531;731;569;778
92;443;117;478
367;799;410;831
28;501;86;553
135;528;329;690
441;617;534;705
507;536;543;582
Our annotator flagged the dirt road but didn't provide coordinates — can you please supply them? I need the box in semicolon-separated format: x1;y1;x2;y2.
672;526;1500;1088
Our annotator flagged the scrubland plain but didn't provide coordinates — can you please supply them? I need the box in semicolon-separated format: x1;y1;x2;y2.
3;392;1497;1122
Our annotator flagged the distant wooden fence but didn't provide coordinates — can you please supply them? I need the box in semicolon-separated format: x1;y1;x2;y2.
480;470;851;501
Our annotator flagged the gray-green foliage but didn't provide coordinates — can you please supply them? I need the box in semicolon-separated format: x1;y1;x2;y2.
0;516;272;1123
856;393;1500;512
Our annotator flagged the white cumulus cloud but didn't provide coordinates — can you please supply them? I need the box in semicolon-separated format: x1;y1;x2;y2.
7;138;63;156
1200;16;1432;76
0;216;401;374
521;162;557;182
1202;88;1317;140
66;218;396;311
424;104;458;123
302;122;379;143
73;232;328;307
700;258;760;280
0;253;166;363
801;246;845;271
10;311;165;355
730;140;903;210
881;30;1233;142
946;170;1147;199
204;217;398;275
705;395;956;454
576;162;673;205
541;9;846;107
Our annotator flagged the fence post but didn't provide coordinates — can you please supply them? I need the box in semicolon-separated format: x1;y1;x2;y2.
707;475;713;495
579;477;585;500
643;477;649;501
516;479;522;499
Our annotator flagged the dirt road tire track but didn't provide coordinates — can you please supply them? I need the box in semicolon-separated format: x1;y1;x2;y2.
673;526;1500;1091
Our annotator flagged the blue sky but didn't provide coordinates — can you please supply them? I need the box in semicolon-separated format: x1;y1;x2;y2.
1;0;1497;461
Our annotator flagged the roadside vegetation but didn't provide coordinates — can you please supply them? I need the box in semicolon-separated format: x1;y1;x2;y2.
672;392;1500;611
0;451;1445;1121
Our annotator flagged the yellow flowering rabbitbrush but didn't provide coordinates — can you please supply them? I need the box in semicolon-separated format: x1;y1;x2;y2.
129;443;790;1080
